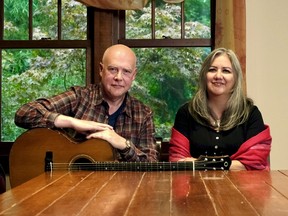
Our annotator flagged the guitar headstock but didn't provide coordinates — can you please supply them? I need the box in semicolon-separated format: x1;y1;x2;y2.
195;155;231;170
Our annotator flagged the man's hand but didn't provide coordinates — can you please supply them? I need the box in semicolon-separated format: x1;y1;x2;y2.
54;115;127;150
70;119;113;135
54;114;113;134
86;129;127;150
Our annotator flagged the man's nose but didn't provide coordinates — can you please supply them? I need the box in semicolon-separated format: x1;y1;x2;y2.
114;70;123;80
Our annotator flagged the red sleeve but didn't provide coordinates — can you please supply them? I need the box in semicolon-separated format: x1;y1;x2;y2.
169;128;191;161
231;125;272;170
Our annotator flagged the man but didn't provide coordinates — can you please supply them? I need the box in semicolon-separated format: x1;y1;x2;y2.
15;44;158;162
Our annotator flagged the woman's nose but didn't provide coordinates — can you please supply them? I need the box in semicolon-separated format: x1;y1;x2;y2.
214;69;223;78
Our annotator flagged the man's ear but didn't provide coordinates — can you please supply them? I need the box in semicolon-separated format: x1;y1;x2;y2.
99;62;104;76
132;68;137;80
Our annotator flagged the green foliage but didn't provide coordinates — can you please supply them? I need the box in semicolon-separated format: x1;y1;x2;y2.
131;47;209;140
2;48;86;141
4;0;29;39
185;0;211;26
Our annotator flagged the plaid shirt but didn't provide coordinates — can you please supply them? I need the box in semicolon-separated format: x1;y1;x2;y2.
15;84;158;162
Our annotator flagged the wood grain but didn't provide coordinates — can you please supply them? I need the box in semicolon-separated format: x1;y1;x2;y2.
1;170;288;216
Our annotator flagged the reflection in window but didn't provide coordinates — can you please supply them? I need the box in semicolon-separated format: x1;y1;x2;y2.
2;49;86;141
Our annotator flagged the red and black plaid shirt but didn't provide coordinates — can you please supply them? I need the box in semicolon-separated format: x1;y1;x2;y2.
15;84;158;162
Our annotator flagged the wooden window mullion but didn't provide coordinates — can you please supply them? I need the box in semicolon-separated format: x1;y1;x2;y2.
151;0;155;39
181;2;185;39
29;0;33;40
58;0;62;40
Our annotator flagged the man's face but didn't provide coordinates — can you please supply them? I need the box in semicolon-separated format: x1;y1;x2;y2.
100;48;137;101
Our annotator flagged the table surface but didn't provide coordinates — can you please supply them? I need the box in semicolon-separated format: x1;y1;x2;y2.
1;170;288;216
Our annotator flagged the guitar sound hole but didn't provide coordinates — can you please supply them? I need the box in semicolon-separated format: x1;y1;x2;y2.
70;158;93;171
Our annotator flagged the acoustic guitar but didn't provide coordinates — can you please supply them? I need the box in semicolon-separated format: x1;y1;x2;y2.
9;128;231;188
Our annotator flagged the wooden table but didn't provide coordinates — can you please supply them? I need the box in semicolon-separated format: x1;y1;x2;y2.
1;170;288;216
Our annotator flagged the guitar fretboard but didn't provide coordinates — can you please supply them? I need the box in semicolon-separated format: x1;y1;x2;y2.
49;159;231;172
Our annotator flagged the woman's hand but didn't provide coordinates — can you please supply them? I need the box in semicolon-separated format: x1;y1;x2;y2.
230;160;247;170
178;157;197;162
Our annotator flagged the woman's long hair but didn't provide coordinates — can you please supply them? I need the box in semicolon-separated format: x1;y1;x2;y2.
188;48;253;131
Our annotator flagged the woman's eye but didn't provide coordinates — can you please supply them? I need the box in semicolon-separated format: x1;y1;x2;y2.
223;69;232;73
208;68;216;72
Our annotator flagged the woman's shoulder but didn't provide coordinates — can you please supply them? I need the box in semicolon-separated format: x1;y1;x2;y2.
249;105;263;117
176;102;191;118
177;102;190;113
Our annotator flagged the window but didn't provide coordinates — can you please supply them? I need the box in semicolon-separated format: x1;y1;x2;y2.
119;0;215;140
0;0;90;141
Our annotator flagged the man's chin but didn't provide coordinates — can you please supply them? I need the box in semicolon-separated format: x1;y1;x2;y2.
110;91;126;99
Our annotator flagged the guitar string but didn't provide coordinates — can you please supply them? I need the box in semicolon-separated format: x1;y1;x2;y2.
48;160;228;171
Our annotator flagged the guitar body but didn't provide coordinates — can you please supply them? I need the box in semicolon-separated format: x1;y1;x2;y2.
9;128;115;188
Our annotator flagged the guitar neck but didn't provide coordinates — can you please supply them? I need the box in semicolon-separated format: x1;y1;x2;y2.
51;159;231;172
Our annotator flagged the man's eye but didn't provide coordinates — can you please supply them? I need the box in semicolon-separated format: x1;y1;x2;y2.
123;70;132;74
108;67;118;73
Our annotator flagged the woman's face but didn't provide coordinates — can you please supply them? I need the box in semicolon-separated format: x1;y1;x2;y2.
206;54;235;98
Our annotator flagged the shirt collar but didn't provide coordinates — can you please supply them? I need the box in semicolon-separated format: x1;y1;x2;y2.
94;84;105;106
95;84;132;118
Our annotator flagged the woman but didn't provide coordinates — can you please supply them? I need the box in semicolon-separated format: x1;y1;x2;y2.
169;48;271;170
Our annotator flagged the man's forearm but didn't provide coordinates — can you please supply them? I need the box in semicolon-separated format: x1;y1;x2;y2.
54;114;74;128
